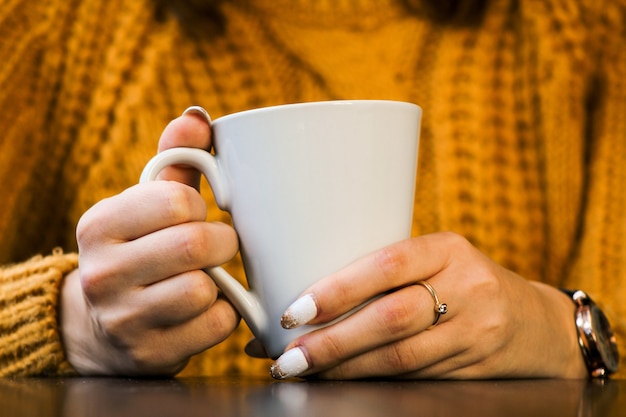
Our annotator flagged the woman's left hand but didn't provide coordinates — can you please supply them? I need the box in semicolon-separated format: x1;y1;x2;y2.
269;232;587;380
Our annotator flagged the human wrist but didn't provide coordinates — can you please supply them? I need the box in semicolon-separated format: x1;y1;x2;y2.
60;268;111;375
529;282;588;378
555;287;590;378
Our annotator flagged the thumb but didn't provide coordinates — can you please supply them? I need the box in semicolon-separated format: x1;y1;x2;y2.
156;106;213;190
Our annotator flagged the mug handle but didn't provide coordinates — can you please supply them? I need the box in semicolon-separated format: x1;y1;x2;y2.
139;147;230;209
139;147;268;337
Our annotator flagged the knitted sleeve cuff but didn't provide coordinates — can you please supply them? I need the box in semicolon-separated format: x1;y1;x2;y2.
0;249;79;377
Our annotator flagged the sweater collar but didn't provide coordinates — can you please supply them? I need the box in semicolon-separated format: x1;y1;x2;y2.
242;0;407;29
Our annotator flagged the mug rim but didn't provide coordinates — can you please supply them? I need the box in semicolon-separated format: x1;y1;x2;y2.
213;99;421;124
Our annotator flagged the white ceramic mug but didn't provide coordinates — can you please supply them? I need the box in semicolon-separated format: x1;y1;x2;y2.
140;100;421;359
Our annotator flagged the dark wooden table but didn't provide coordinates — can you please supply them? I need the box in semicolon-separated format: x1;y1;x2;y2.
1;376;624;416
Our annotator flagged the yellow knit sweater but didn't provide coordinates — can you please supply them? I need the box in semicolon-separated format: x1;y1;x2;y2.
0;0;625;378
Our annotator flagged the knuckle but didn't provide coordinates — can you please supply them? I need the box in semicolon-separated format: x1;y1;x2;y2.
162;182;203;224
96;312;184;375
79;263;111;302
439;231;471;251
481;303;511;339
383;342;416;372
182;273;217;310
94;309;135;351
205;304;239;341
374;295;414;336
314;332;347;366
163;184;193;223
126;346;168;373
373;244;409;284
174;225;209;266
206;222;239;262
176;223;235;268
464;300;511;353
75;201;109;248
468;264;503;297
75;216;91;246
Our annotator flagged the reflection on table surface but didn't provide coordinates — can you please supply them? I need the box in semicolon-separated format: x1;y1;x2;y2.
1;376;623;417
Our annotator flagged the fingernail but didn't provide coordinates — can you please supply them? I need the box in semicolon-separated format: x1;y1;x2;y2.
182;105;212;124
281;294;318;329
270;347;309;379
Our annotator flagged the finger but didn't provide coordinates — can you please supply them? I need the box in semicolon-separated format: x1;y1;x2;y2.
82;221;238;300
125;220;238;282
157;106;213;188
120;297;239;375
314;322;471;380
272;283;456;379
282;232;468;327
155;297;239;363
77;181;208;245
130;270;221;327
316;312;517;380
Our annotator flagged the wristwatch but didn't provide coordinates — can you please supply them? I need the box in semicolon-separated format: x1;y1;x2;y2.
561;289;619;378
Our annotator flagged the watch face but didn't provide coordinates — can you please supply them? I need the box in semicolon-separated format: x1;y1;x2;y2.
590;304;620;373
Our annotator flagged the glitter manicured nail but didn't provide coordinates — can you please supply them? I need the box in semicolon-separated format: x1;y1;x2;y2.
281;294;318;329
270;347;309;379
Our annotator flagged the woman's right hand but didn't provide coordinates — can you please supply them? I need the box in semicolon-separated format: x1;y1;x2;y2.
60;108;240;376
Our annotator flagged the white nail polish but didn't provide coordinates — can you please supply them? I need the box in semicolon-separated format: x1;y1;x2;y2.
270;347;309;379
281;294;318;329
182;105;212;124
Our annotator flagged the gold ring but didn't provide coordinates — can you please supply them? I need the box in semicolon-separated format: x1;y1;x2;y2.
417;281;448;329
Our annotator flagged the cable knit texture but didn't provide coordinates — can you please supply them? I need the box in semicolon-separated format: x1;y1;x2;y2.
0;251;78;376
0;0;624;377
